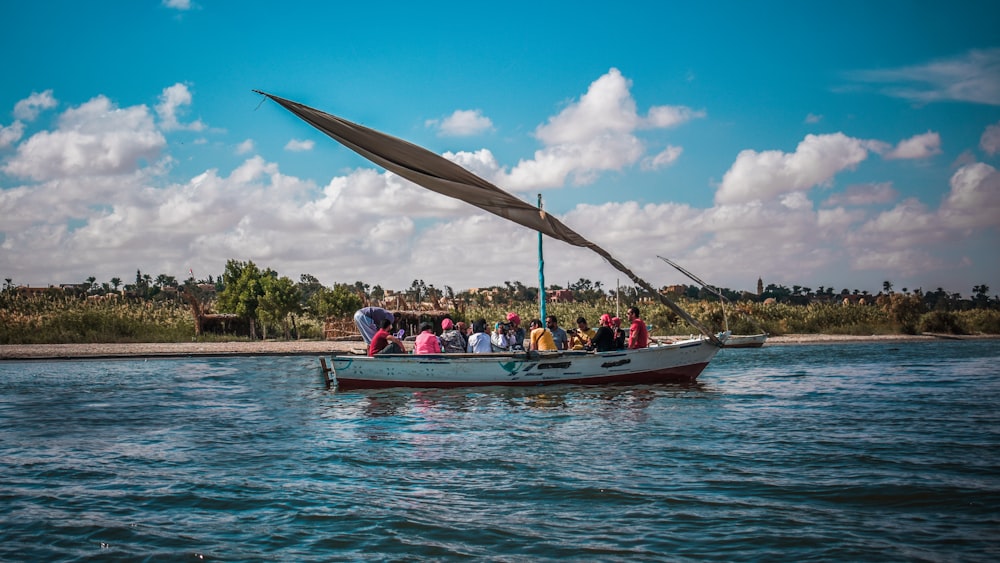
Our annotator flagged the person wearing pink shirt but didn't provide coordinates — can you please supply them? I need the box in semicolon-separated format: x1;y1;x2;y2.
413;322;442;354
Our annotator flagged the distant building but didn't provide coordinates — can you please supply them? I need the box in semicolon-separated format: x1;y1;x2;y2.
663;284;687;296
549;289;574;303
17;286;56;297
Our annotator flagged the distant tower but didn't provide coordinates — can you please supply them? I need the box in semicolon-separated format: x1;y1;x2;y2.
757;277;763;296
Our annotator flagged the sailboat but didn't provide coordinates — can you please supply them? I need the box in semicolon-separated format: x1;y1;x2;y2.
658;256;768;348
255;91;728;389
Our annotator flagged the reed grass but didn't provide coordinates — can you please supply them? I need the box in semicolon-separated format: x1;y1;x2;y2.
0;294;193;344
1;293;996;344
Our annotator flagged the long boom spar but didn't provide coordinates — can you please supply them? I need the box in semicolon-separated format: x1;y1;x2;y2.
255;91;722;346
658;255;767;335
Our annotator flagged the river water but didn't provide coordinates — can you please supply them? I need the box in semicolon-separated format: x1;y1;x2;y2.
1;340;998;561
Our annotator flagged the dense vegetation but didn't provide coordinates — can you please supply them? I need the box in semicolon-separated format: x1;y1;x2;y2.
2;265;997;345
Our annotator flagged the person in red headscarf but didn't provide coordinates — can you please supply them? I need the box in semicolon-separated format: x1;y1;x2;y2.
589;313;616;352
505;312;525;350
438;317;466;353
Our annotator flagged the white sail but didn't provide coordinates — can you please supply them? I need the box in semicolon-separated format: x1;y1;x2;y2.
256;91;721;345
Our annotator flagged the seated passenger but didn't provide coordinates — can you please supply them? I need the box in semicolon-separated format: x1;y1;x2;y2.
505;312;526;350
528;318;557;351
413;322;442;354
368;318;405;356
354;306;398;345
439;318;466;353
546;315;569;350
491;321;511;351
589;313;616;352
611;316;626;350
467;319;493;353
569;316;596;350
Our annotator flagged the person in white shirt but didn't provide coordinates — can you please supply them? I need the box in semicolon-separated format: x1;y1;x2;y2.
467;319;493;353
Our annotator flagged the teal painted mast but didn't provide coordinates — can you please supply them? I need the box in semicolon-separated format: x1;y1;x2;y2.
537;194;546;323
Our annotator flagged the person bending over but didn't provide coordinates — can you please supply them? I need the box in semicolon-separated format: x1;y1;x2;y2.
354;306;398;345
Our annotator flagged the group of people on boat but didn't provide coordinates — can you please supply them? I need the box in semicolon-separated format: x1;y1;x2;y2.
354;305;651;357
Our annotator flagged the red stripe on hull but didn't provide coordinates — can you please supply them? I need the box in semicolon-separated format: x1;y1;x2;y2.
332;362;709;390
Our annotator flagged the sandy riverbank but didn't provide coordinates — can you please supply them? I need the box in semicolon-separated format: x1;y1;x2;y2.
1;333;995;360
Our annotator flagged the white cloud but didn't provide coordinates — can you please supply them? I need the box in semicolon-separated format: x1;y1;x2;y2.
3;76;997;296
428;109;493;137
641;145;683;171
502;68;702;191
284;139;314;152
841;163;1000;271
940;162;1000;229
848;47;1000;106
715;133;870;205
534;68;701;145
882;131;942;160
235;139;254;154
155;83;205;131
163;0;191;10
851;248;943;276
823;182;898;207
981;120;1000;156
441;148;505;183
13;90;58;121
644;105;706;129
854;198;936;240
0;120;25;148
805;113;823;124
2;95;166;181
841;199;950;275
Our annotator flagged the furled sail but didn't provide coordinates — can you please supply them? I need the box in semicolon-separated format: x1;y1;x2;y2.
255;91;720;345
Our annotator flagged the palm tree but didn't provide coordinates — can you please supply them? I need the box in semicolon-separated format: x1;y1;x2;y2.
110;277;122;291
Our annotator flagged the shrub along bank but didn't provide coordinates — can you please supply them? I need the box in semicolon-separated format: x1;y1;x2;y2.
2;292;998;345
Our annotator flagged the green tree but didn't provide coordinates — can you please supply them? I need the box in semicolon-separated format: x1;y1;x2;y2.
887;293;926;334
110;277;122;292
297;274;325;310
310;283;364;319
973;284;991;308
258;275;302;339
568;278;605;303
408;279;427;304
352;281;370;302
217;260;265;339
155;274;177;288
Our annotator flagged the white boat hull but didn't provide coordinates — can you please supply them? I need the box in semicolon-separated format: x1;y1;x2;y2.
723;333;768;348
322;337;723;389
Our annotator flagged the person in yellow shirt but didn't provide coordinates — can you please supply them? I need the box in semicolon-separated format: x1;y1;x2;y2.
569;316;596;350
528;318;557;351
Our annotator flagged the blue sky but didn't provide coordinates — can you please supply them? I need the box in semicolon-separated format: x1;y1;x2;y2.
2;1;999;298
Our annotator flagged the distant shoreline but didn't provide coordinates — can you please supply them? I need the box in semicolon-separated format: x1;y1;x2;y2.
1;333;997;360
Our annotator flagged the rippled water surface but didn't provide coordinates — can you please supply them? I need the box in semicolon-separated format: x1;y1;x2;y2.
1;340;998;561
